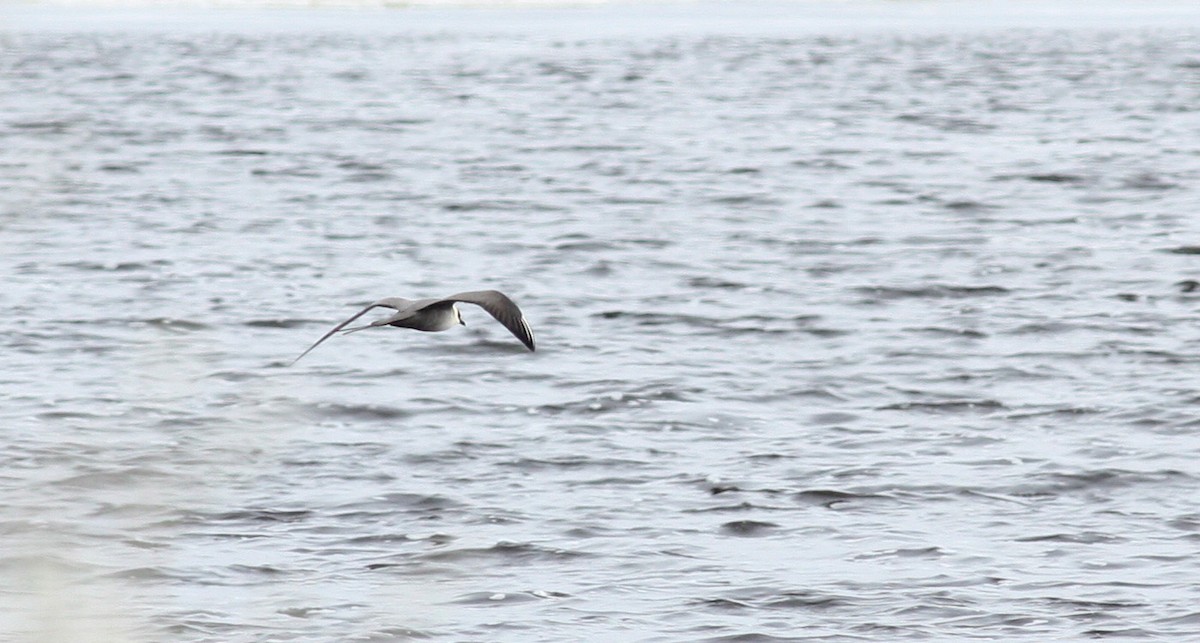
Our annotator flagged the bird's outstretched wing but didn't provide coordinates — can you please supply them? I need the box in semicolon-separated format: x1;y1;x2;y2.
291;299;406;365
435;290;535;351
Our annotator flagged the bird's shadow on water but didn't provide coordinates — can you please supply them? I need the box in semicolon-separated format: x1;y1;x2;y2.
438;338;540;356
263;338;537;371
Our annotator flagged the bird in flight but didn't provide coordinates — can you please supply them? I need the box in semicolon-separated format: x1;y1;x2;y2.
292;290;535;364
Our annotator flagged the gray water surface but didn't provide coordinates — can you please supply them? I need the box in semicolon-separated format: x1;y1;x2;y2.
3;4;1200;641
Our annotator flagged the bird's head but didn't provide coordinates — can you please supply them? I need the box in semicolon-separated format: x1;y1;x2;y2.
456;307;466;326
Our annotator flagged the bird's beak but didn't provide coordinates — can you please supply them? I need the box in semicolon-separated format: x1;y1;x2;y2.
460;318;466;326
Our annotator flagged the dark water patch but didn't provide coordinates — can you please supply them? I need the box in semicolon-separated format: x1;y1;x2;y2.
250;165;321;178
878;399;1004;413
529;143;637;153
597;195;668;205
134;317;209;331
899;234;989;246
858;178;912;192
401;448;484;467
687;276;751;290
308;117;430;133
697;633;807;642
809;411;860;425
8;119;75;133
309;402;414;420
555;239;619;251
793;489;889;509
731;233;882;252
227;563;291;577
1122;172;1178;191
500;456;649;471
720;520;780;536
482;240;540;255
172;64;243;84
60;259;168;272
909;326;988;339
98;162;141;173
342;170;392;182
1005;321;1079;335
187;531;279;542
536;60;591;79
335;533;416;546
1167;514;1200;532
709;193;784;206
997;406;1108;421
421;541;592;565
578;260;615;275
1005;469;1191;499
896;113;995;133
337;493;463;516
856;284;1010;300
993;172;1087;184
696;597;754;610
941;199;994;211
556;236;671;251
1155;612;1200;627
1162;246;1200;255
210;509;314;524
758;386;842;405
333;67;364;80
627;237;678;249
1015;531;1124;544
855;546;946;560
429;337;542;356
322;230;370;240
161;623;221;637
807;198;842;208
355;626;436;639
243;318;311;328
791;157;851;170
441;199;566;212
707;482;744;495
1080;627;1157;638
764;593;846;610
564;473;662;489
1040;596;1146;611
1028;172;1086;184
36;409;104;421
216;148;270;156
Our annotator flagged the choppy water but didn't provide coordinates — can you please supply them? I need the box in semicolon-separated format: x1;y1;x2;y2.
4;3;1200;641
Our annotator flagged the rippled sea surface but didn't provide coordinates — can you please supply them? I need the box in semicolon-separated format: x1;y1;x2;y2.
4;3;1200;640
